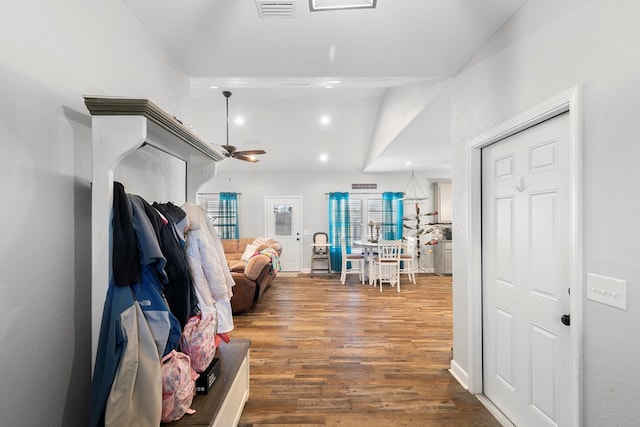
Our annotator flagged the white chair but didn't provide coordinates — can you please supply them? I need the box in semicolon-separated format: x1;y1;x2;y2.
340;237;365;284
400;236;417;284
371;240;402;292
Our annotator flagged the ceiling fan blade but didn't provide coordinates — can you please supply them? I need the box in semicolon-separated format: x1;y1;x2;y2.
221;144;236;154
234;149;266;156
234;154;259;163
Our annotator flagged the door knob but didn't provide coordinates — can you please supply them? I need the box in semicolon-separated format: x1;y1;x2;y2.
561;314;570;326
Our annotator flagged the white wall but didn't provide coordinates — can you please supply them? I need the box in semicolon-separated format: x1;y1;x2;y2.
451;0;640;424
197;166;439;270
0;1;190;425
364;79;448;169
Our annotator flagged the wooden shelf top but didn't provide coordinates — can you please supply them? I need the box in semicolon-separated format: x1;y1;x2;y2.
84;96;226;161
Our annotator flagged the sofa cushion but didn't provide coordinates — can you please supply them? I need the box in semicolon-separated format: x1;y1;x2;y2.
240;244;258;261
244;255;269;281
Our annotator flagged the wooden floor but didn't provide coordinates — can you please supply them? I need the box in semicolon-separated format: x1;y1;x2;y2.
230;273;501;427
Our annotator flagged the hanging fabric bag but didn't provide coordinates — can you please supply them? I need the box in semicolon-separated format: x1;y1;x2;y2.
180;312;219;372
161;350;198;423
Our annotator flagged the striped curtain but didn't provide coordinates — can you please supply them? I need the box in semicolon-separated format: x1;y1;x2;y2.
328;192;350;272
218;192;239;239
382;192;404;240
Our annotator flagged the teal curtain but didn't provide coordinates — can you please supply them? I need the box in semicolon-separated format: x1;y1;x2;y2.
328;192;350;272
218;192;239;239
382;192;404;240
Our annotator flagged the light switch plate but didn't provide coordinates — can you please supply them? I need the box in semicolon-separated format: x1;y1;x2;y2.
586;273;627;310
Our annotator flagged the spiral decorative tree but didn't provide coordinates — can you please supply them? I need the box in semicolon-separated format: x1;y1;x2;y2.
402;171;438;273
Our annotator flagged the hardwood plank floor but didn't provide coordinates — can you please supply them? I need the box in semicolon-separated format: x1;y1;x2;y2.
230;273;500;427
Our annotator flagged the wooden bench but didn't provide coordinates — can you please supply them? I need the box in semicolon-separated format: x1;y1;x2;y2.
167;339;251;426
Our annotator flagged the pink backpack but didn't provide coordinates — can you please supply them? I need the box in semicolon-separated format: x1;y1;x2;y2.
180;313;218;372
161;350;198;423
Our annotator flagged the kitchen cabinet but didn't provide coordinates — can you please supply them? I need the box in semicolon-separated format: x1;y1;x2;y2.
433;240;453;275
433;181;452;223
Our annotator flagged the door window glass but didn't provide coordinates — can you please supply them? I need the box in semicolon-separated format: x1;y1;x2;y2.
274;204;293;236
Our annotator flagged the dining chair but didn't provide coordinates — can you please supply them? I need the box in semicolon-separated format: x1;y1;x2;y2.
340;237;365;284
400;236;417;284
371;240;402;292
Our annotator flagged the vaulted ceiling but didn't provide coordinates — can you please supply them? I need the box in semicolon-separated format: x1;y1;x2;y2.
123;0;525;173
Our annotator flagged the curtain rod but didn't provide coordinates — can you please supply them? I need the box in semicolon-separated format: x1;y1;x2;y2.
324;192;391;195
324;192;429;200
197;192;242;195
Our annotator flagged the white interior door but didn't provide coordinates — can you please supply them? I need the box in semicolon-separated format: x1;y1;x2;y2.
482;113;574;426
265;196;302;271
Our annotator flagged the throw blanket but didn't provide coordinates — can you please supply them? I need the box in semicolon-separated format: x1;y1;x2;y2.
260;247;281;273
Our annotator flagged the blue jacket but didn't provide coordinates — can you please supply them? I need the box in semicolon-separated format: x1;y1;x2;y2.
90;184;181;427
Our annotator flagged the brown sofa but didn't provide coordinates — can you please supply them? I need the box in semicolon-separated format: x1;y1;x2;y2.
221;237;282;314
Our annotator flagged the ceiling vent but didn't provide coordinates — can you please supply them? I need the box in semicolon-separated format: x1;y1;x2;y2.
256;0;297;18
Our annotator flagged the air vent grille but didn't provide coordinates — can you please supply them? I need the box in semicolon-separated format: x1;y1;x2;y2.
256;0;297;18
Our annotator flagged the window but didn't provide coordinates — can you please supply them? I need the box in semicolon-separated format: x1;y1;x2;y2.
273;204;293;236
348;198;363;241
336;197;402;242
196;192;239;238
366;194;403;240
328;193;402;245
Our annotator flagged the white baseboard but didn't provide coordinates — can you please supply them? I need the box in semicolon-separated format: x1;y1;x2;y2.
449;359;469;390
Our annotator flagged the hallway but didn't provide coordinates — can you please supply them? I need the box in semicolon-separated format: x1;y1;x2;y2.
231;273;501;426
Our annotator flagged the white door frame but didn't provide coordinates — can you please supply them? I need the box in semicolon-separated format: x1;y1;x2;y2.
464;86;583;426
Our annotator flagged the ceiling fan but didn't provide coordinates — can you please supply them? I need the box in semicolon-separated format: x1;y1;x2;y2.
220;91;266;163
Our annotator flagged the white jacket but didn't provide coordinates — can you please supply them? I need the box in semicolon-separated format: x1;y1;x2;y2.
181;203;235;334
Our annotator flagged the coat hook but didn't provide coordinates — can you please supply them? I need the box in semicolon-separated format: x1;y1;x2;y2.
515;176;525;192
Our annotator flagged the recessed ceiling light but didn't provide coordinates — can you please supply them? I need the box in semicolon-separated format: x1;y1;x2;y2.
405;161;413;166
309;0;376;12
234;116;245;126
326;80;341;84
320;115;331;125
319;153;328;162
209;85;219;89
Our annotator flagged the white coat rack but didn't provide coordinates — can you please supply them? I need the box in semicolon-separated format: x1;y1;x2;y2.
85;97;226;369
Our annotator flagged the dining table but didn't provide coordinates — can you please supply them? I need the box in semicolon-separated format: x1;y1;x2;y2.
352;240;380;283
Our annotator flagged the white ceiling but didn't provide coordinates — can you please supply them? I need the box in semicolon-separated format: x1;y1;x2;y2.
123;0;525;173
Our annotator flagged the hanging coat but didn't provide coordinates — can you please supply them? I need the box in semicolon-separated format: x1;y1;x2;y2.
91;183;162;427
152;201;198;327
105;298;162;427
182;203;235;334
129;195;182;356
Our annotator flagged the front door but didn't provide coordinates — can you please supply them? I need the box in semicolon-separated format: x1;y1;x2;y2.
265;196;302;271
482;113;574;426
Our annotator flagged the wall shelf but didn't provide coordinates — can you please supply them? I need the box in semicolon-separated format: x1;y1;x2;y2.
84;97;225;161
